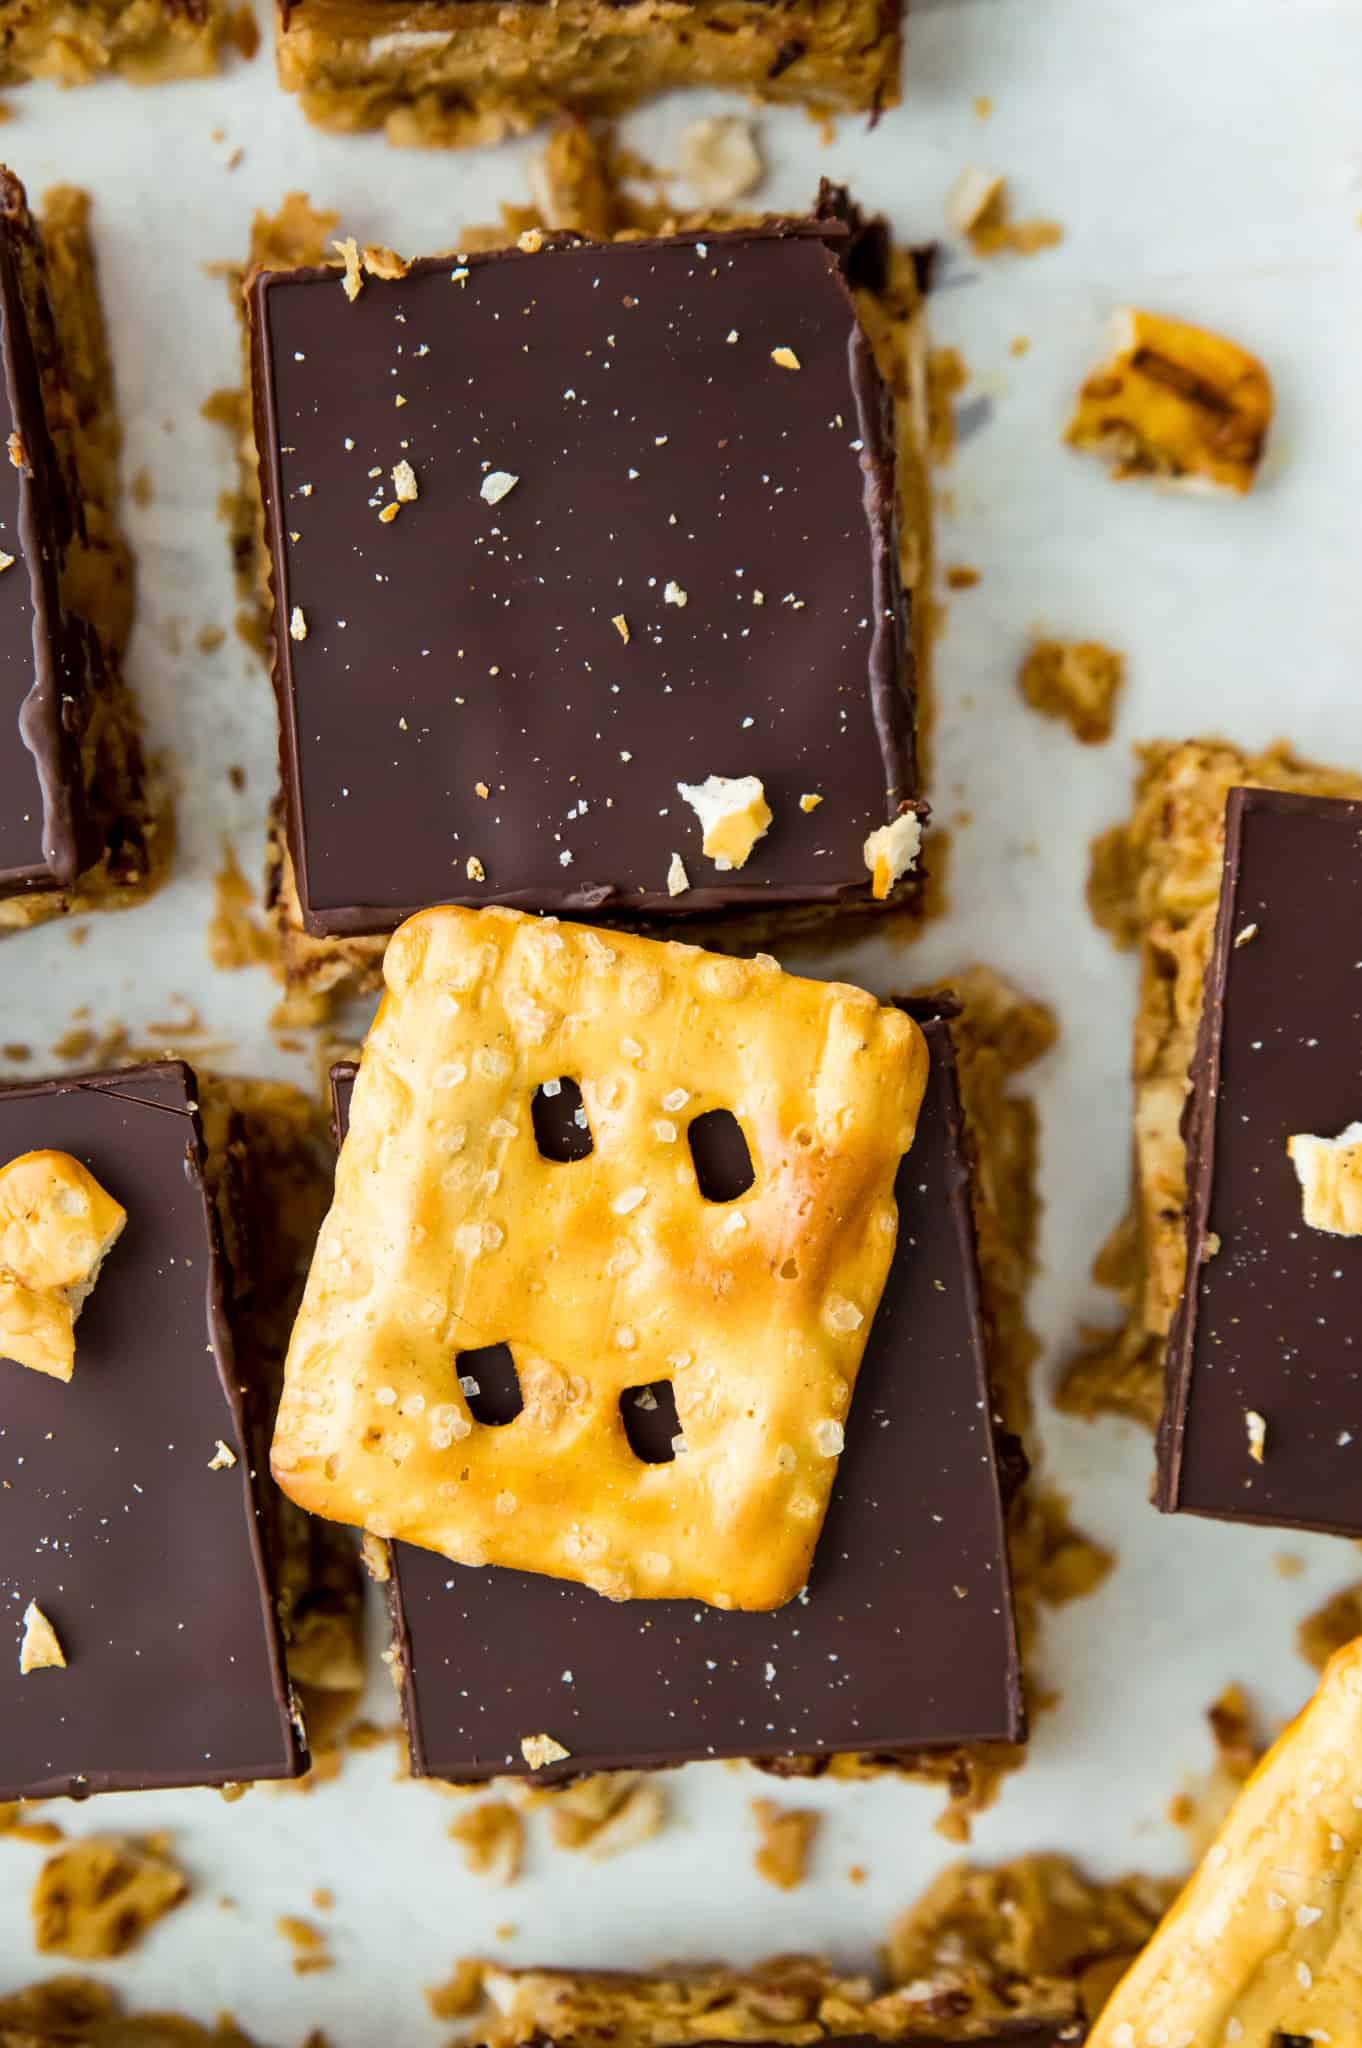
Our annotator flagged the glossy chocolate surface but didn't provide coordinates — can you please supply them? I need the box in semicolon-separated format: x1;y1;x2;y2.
332;1005;1021;1780
251;207;914;935
0;1063;301;1800
1159;787;1362;1532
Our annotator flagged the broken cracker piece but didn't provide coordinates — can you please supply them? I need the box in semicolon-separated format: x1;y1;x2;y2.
751;1798;819;1890
863;812;922;900
540;1772;667;1861
18;1601;65;1674
1090;1636;1362;2047
946;169;1062;257
449;1798;525;1885
666;853;689;897
1068;309;1272;494
521;1734;570;1770
1246;1409;1267;1464
0;1151;127;1381
1287;1122;1362;1236
392;460;419;503
676;775;771;871
362;244;410;280
1018;638;1125;745
333;236;363;302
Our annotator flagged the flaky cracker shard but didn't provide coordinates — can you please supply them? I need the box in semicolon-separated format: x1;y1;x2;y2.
272;905;928;1612
1067;309;1272;495
1288;1123;1362;1236
1089;1635;1362;2046
0;1151;127;1381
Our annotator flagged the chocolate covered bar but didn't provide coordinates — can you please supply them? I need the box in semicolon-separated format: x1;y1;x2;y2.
0;1061;362;1801
246;187;925;1000
1158;787;1362;1533
0;173;165;935
0;0;233;86
1062;740;1362;1428
315;921;1026;1783
465;1855;1171;2048
273;0;901;150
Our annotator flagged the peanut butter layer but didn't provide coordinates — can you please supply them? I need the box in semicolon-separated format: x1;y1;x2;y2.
1060;739;1362;1428
0;0;228;85
274;0;900;150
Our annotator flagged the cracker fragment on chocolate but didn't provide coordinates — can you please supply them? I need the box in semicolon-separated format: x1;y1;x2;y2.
18;1600;65;1673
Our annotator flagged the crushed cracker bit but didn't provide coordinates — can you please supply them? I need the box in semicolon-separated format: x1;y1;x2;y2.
207;1439;237;1470
426;1959;486;2021
32;1837;188;1959
8;431;26;471
520;1733;570;1770
363;244;410;280
947;168;1063;257
612;613;630;644
0;551;13;572
678;116;763;206
475;781;490;799
481;471;519;506
1018;638;1125;745
1246;1409;1267;1464
517;229;545;254
677;774;771;871
542;1772;667;1860
666;852;689;897
378;502;400;525
392;459;419;503
1068;308;1272;494
466;856;486;883
863;812;922;899
333;236;363;302
289;607;308;642
360;1532;391;1581
1287;1123;1362;1236
19;1601;65;1674
799;793;823;813
751;1799;819;1890
770;347;801;371
1234;923;1259;948
449;1798;524;1885
0;1151;127;1381
663;581;688;607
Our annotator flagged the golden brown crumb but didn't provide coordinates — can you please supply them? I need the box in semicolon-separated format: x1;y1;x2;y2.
32;1838;189;1959
0;1802;64;1845
208;844;274;972
945;565;980;590
425;1959;487;2022
1298;1582;1362;1672
229;3;259;56
536;1772;667;1860
333;237;363;302
1018;638;1125;745
363;245;410;281
449;1800;525;1885
1067;310;1272;494
277;1913;325;1950
947;170;1062;257
1273;1552;1305;1579
751;1799;819;1890
130;468;152;508
313;1886;335;1910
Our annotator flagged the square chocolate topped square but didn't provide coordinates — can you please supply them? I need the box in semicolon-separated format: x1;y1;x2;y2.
0;1063;306;1800
273;904;929;1614
1159;786;1362;1535
248;201;919;944
327;987;1023;1779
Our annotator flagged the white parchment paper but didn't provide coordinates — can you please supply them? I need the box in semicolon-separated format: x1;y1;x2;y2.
3;0;1362;2031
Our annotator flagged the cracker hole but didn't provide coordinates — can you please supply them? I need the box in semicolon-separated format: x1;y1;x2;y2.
458;1342;523;1426
1273;2038;1313;2048
621;1381;680;1463
687;1109;755;1203
532;1077;593;1162
779;1257;799;1280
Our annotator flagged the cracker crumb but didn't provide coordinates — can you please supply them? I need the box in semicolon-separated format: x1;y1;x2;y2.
678;116;763;205
363;244;410;280
0;551;14;572
360;1532;391;1581
947;168;1063;257
1288;1123;1362;1236
1246;1409;1267;1464
1234;922;1259;948
378;502;400;524
289;607;308;642
448;1799;524;1885
1067;309;1271;494
1018;638;1125;745
541;1772;668;1860
32;1837;188;1959
770;347;801;371
945;565;980;589
208;844;274;972
481;471;519;506
466;856;486;883
751;1799;819;1890
520;1733;570;1770
863;812;922;899
207;1439;237;1470
666;852;689;897
18;1602;65;1674
663;581;688;607
612;613;630;643
333;237;363;302
1298;1582;1362;1672
517;229;545;253
799;793;823;813
7;431;27;471
475;781;490;798
677;774;771;870
392;459;419;502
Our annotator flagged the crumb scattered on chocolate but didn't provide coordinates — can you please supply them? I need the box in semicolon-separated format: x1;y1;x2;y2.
520;1733;570;1771
18;1602;65;1674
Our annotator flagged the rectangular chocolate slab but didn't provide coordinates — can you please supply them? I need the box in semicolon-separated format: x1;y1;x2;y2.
251;203;915;936
0;1062;303;1799
332;1005;1022;1779
1159;786;1362;1531
0;172;93;893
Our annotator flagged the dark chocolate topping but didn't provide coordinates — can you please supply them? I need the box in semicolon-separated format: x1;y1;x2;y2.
1159;787;1362;1532
251;211;915;936
0;171;88;895
0;1062;301;1800
331;1008;1021;1779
